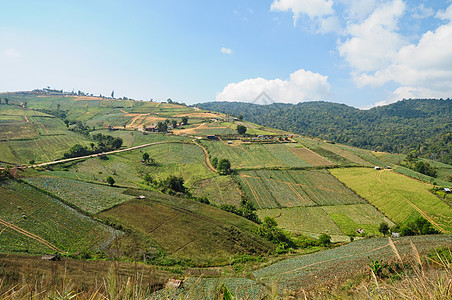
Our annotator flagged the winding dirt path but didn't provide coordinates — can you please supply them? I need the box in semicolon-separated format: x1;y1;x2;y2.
192;140;216;173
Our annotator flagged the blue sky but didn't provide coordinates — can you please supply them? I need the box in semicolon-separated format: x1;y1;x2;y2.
1;0;452;108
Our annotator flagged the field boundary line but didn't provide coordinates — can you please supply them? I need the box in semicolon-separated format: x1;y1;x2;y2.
0;217;65;254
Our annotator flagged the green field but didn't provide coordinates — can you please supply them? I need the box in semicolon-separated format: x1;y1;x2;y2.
23;177;134;214
330;168;452;233
257;204;392;239
236;169;365;209
97;189;274;265
5;134;91;164
202;140;311;169
191;175;242;206
0;180;119;254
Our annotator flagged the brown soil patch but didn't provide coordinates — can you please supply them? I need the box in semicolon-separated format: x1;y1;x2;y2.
74;96;104;101
125;114;166;128
290;147;335;166
173;112;220;118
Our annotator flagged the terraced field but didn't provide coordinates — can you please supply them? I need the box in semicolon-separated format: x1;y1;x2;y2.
236;169;365;209
257;204;392;239
29;116;68;135
202;140;310;169
6;134;91;163
331;168;452;233
289;146;334;166
191;176;242;206
23;177;134;214
0;180;119;254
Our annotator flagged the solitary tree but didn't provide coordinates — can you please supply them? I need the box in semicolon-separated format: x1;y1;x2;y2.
171;119;177;129
142;152;150;163
378;222;390;236
237;125;247;135
181;116;188;125
111;90;115;98
4;98;9;105
106;176;115;186
218;159;231;175
64;119;69;127
238;114;244;121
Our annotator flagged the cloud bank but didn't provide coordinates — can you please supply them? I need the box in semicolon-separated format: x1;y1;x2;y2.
216;69;331;103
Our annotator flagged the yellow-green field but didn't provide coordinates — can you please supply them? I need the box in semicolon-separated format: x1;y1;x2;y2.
330;168;452;233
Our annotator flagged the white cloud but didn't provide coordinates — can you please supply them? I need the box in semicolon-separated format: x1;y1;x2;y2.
220;47;233;55
338;0;407;73
270;0;334;30
216;69;331;103
356;14;452;101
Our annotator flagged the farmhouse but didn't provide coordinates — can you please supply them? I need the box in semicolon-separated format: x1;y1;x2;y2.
374;166;381;170
207;135;219;140
444;188;451;194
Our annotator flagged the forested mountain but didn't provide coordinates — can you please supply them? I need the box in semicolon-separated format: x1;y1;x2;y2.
197;99;452;164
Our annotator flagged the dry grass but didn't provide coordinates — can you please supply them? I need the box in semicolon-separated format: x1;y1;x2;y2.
0;254;169;300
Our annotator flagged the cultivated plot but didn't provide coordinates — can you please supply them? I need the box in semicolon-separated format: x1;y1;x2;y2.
330;168;452;233
237;169;365;209
0;180;119;253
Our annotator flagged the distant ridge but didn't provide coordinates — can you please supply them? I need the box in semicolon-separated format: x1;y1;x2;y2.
196;99;452;164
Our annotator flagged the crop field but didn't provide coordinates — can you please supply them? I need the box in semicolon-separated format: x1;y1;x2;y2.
289;146;334;166
23;177;134;214
98;193;273;264
6;134;91;163
202;140;310;169
29;116;67;135
257;204;391;238
253;235;452;291
236;169;365;209
317;142;374;167
42;141;214;188
0;123;38;140
294;137;355;165
393;165;452;187
191;176;242;206
0;180;119;254
330;168;452;233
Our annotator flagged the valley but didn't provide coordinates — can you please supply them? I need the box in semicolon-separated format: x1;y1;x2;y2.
0;92;451;298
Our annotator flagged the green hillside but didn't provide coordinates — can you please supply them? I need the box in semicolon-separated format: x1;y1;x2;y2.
197;99;452;164
0;91;451;298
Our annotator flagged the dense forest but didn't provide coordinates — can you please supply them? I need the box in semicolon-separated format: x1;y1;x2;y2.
197;99;452;164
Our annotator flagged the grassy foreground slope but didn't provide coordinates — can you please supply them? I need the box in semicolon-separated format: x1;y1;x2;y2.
330;168;452;233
